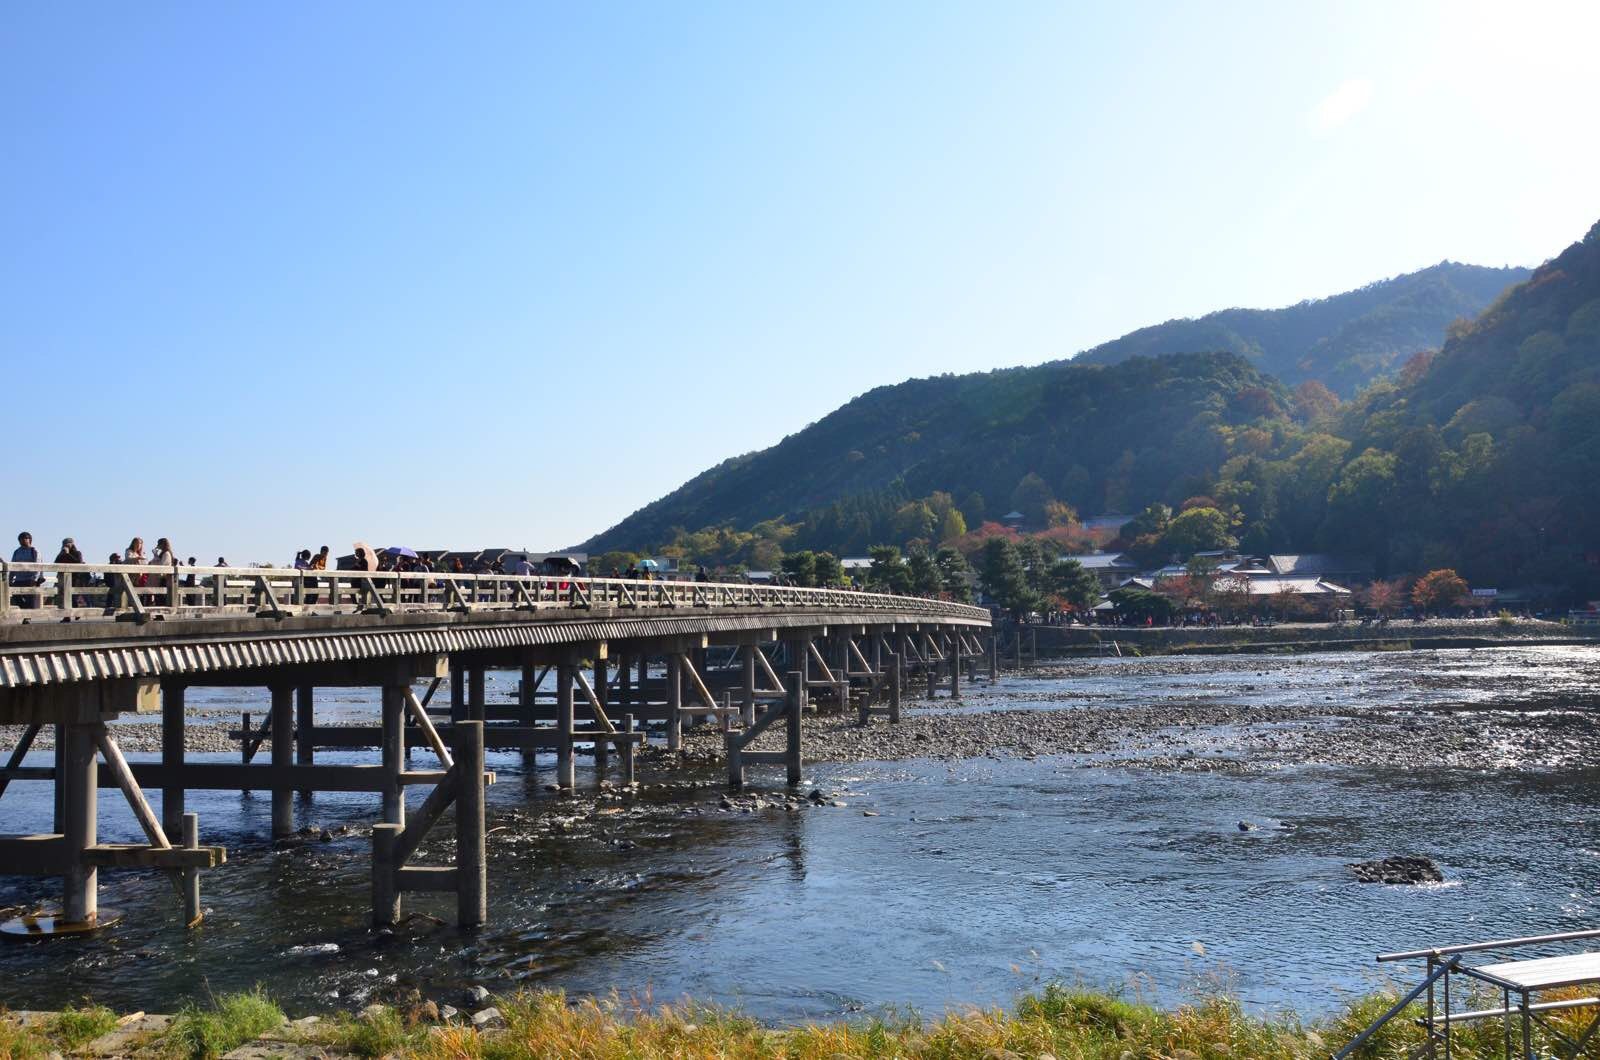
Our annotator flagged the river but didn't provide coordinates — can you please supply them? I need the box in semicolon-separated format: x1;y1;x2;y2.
1;646;1596;1021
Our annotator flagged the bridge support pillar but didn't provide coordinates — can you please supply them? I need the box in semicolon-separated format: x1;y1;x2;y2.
455;720;487;928
950;635;961;699
63;720;98;925
889;653;902;722
450;664;465;723
1014;631;1023;669
988;634;998;681
295;685;314;796
519;659;538;766
835;634;850;711
666;654;682;752
786;668;803;785
468;668;485;723
161;684;184;837
925;632;938;700
742;645;757;727
556;662;575;789
381;685;405;825
270;684;294;838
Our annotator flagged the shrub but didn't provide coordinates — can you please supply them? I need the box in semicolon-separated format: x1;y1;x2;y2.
169;987;285;1059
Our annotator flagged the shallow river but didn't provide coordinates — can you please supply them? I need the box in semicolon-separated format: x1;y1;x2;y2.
1;647;1596;1021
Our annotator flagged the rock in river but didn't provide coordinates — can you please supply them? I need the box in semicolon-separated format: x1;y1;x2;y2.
1348;856;1444;884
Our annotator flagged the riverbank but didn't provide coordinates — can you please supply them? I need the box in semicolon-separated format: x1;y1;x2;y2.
1026;615;1593;657
7;982;1595;1059
678;644;1600;772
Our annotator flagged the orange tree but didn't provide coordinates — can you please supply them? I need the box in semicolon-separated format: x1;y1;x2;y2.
1412;568;1469;612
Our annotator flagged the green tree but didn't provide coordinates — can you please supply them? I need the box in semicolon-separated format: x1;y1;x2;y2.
935;546;972;602
938;507;968;542
1108;586;1173;623
1009;472;1055;527
1047;558;1100;610
906;547;941;595
1160;506;1236;557
813;551;843;586
780;550;817;587
892;501;938;545
1121;503;1172;543
978;538;1040;618
867;545;912;594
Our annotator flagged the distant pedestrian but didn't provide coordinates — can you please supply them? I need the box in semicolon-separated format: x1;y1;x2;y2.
10;531;42;609
104;552;126;611
149;538;177;604
55;537;86;607
184;558;198;588
293;549;311;570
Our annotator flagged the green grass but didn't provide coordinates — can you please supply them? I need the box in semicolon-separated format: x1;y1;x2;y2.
7;983;1598;1059
167;987;285;1059
49;1002;117;1049
0;1014;51;1060
320;1005;420;1058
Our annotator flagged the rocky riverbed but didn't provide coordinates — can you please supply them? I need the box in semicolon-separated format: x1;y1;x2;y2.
5;644;1596;771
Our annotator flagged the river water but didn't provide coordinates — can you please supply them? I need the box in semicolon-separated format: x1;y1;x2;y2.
1;646;1596;1021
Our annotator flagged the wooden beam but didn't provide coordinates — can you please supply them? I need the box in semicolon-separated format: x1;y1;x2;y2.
403;688;452;767
677;652;720;711
92;724;170;850
84;843;225;869
806;641;837;684
0;723;42;800
572;670;617;734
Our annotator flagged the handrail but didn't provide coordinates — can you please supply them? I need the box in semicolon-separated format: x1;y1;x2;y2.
1378;928;1600;962
1332;955;1461;1060
0;559;991;626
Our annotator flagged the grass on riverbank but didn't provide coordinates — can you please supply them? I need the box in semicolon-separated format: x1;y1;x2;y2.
3;982;1598;1058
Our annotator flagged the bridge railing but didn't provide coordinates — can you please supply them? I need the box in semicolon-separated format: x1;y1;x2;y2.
0;561;990;625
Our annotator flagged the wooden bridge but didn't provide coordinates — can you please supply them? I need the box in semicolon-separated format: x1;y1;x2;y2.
0;561;995;938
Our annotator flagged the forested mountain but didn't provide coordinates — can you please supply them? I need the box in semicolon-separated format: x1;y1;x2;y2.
583;352;1300;555
1072;262;1527;396
582;223;1598;599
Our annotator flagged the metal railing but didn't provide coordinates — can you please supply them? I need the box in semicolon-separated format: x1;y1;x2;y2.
1334;929;1600;1060
1;561;991;626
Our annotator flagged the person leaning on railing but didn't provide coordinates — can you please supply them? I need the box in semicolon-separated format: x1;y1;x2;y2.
53;537;86;607
10;531;43;609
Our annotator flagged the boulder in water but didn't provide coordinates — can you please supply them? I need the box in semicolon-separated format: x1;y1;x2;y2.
1348;856;1443;884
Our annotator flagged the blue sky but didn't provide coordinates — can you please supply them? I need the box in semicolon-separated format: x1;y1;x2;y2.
4;1;1596;563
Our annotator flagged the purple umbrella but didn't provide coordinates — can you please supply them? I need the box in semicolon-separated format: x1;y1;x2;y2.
382;547;419;559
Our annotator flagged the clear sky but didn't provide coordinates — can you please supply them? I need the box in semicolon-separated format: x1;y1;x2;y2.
4;1;1596;564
